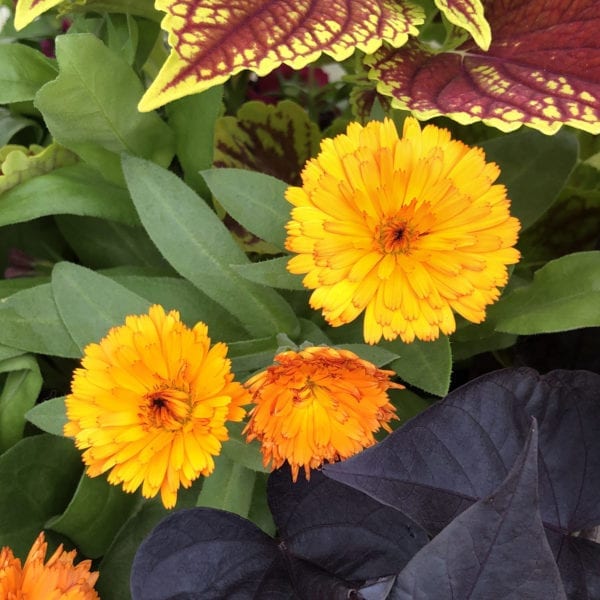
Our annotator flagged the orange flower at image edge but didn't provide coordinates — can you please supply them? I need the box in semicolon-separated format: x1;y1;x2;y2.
64;305;249;509
285;117;521;344
0;532;99;599
244;346;402;480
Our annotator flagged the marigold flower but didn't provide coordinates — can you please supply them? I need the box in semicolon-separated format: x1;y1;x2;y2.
285;117;521;344
0;531;99;599
244;346;401;480
65;305;249;509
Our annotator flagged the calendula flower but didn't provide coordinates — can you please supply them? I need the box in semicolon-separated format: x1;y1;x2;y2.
65;305;249;509
244;346;401;480
0;531;99;599
285;117;521;344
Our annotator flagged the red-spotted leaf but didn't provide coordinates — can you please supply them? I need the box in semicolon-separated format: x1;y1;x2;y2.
14;0;62;30
368;0;600;133
435;0;491;51
138;0;424;111
214;100;320;186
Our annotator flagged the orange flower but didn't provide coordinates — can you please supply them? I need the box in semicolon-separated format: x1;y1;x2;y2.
285;117;521;344
244;346;401;480
0;532;99;599
65;305;249;509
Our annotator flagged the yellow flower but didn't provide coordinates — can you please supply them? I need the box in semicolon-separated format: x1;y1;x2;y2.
285;117;521;344
0;531;99;599
65;305;249;509
244;346;401;480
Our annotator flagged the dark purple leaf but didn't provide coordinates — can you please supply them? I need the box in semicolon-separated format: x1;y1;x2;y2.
324;368;600;598
130;508;293;600
390;424;567;599
324;369;532;533
268;467;428;581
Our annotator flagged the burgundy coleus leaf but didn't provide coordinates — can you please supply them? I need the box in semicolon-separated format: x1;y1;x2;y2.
367;0;600;133
138;0;425;111
434;0;491;50
14;0;62;30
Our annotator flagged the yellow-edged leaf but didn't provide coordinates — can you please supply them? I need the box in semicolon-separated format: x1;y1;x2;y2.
139;0;424;112
435;0;491;51
14;0;63;30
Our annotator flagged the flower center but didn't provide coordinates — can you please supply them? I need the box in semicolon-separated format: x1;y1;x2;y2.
143;387;191;431
375;199;432;255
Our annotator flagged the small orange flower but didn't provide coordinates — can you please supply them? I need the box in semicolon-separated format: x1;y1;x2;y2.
0;532;99;599
244;346;401;480
65;305;249;509
285;117;521;344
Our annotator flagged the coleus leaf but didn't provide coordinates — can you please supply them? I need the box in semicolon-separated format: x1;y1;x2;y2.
367;0;600;134
130;508;294;599
268;466;428;581
138;0;425;111
14;0;62;31
434;0;491;51
214;100;321;186
391;423;567;599
324;368;600;598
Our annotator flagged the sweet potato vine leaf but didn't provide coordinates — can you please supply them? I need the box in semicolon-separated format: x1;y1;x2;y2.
367;0;600;134
434;0;491;51
392;423;567;599
14;0;62;31
324;368;600;598
138;0;425;112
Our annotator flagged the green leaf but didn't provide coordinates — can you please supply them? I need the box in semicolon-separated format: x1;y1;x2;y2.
167;85;223;196
247;472;276;536
0;434;82;558
196;452;257;518
0;283;80;358
222;422;269;473
122;155;299;338
51;262;151;350
481;128;578;230
0;43;57;103
25;396;67;437
388;387;434;424
34;33;174;178
56;215;170;269
495;251;600;334
335;343;400;367
0;345;25;362
228;336;279;373
47;474;139;558
0;163;137;226
384;336;452;396
0;354;42;452
232;256;305;290
201;168;290;251
112;274;248;342
0;107;41;145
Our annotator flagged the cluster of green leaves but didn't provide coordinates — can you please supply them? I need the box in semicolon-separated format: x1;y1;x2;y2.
0;2;599;599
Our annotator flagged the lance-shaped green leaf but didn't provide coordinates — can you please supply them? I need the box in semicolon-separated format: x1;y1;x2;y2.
35;33;174;173
0;43;57;102
25;396;67;437
494;251;600;335
14;0;63;31
368;0;600;134
214;100;321;185
123;155;299;338
138;0;424;111
435;0;491;51
0;354;42;452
